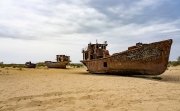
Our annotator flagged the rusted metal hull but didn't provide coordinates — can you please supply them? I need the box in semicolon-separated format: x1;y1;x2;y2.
45;62;69;69
81;39;173;75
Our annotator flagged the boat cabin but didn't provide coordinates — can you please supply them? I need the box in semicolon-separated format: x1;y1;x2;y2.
56;55;70;62
82;41;110;60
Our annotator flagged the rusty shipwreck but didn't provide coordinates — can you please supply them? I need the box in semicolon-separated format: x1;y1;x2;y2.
81;39;173;75
25;61;36;68
45;55;70;69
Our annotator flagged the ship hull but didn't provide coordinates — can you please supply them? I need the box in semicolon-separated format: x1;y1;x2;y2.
25;64;36;68
45;62;69;69
81;39;172;75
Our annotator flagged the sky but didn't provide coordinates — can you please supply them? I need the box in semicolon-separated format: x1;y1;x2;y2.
0;0;180;63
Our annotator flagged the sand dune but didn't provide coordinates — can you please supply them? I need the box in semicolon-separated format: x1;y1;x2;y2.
0;67;180;111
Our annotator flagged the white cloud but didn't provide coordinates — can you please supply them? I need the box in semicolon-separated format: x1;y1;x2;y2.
0;0;107;39
0;0;179;63
107;0;163;19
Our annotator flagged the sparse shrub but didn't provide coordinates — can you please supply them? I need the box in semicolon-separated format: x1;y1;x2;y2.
36;62;46;68
168;61;180;67
0;64;3;68
68;63;84;68
0;64;25;68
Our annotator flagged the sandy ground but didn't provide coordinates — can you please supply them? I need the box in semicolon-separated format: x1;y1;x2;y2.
0;66;180;111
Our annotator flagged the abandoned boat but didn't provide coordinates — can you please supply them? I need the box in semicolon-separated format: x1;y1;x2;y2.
25;61;36;68
81;39;173;75
45;55;70;69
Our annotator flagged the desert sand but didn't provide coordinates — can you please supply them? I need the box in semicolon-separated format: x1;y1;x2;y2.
0;66;180;111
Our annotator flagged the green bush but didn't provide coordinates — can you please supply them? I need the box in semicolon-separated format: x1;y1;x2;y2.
168;61;180;67
36;62;46;68
0;64;25;68
68;63;84;68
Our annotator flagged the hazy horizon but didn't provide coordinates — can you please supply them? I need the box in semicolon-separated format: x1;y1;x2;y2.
0;0;180;64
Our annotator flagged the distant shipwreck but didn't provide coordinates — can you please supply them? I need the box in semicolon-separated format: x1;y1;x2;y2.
45;55;70;69
25;61;36;68
81;39;173;75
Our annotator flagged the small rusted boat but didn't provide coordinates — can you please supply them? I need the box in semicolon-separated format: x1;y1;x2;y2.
81;39;173;75
45;55;70;69
25;61;36;68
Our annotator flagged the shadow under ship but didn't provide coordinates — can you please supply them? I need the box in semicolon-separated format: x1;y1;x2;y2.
45;55;70;69
81;39;173;75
